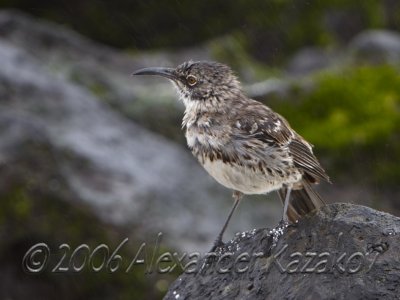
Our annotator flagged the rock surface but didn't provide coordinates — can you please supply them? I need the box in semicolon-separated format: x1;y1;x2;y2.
164;203;400;300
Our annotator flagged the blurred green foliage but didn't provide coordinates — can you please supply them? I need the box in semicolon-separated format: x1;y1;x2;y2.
271;65;400;185
0;0;399;64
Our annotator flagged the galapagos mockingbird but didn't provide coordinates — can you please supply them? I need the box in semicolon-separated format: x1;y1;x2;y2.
132;61;330;249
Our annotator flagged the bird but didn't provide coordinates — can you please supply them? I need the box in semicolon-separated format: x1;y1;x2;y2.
132;61;330;250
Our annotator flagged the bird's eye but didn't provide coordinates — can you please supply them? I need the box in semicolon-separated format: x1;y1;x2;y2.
186;75;197;86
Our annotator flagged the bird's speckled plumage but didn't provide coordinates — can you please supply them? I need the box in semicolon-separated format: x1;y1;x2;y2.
173;62;329;198
133;60;330;232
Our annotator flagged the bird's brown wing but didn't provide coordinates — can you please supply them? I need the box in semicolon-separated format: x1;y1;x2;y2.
288;136;330;183
232;101;330;183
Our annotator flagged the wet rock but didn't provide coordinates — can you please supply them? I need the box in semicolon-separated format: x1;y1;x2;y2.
165;203;400;299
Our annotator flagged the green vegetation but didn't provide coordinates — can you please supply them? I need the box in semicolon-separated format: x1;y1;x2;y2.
271;65;400;184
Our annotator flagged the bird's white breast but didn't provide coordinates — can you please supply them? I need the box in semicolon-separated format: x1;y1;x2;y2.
201;157;295;194
184;107;302;195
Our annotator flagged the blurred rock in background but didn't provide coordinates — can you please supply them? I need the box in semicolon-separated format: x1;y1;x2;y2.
0;1;399;299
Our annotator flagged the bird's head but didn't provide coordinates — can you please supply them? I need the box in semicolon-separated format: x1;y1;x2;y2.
132;61;242;109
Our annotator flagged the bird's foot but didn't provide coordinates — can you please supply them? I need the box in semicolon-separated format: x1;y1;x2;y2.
278;218;290;229
287;220;299;229
269;219;290;246
279;217;299;229
199;239;225;273
209;238;225;253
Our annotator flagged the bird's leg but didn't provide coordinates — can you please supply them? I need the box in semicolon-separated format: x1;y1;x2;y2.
201;191;242;272
281;185;292;224
210;191;243;252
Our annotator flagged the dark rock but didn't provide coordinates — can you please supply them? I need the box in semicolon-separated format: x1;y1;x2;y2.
164;203;400;299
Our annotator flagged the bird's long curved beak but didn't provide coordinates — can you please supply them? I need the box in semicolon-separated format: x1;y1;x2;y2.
131;67;177;81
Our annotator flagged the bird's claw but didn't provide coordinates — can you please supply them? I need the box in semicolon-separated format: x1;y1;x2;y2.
199;239;225;273
278;218;290;229
210;238;225;253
